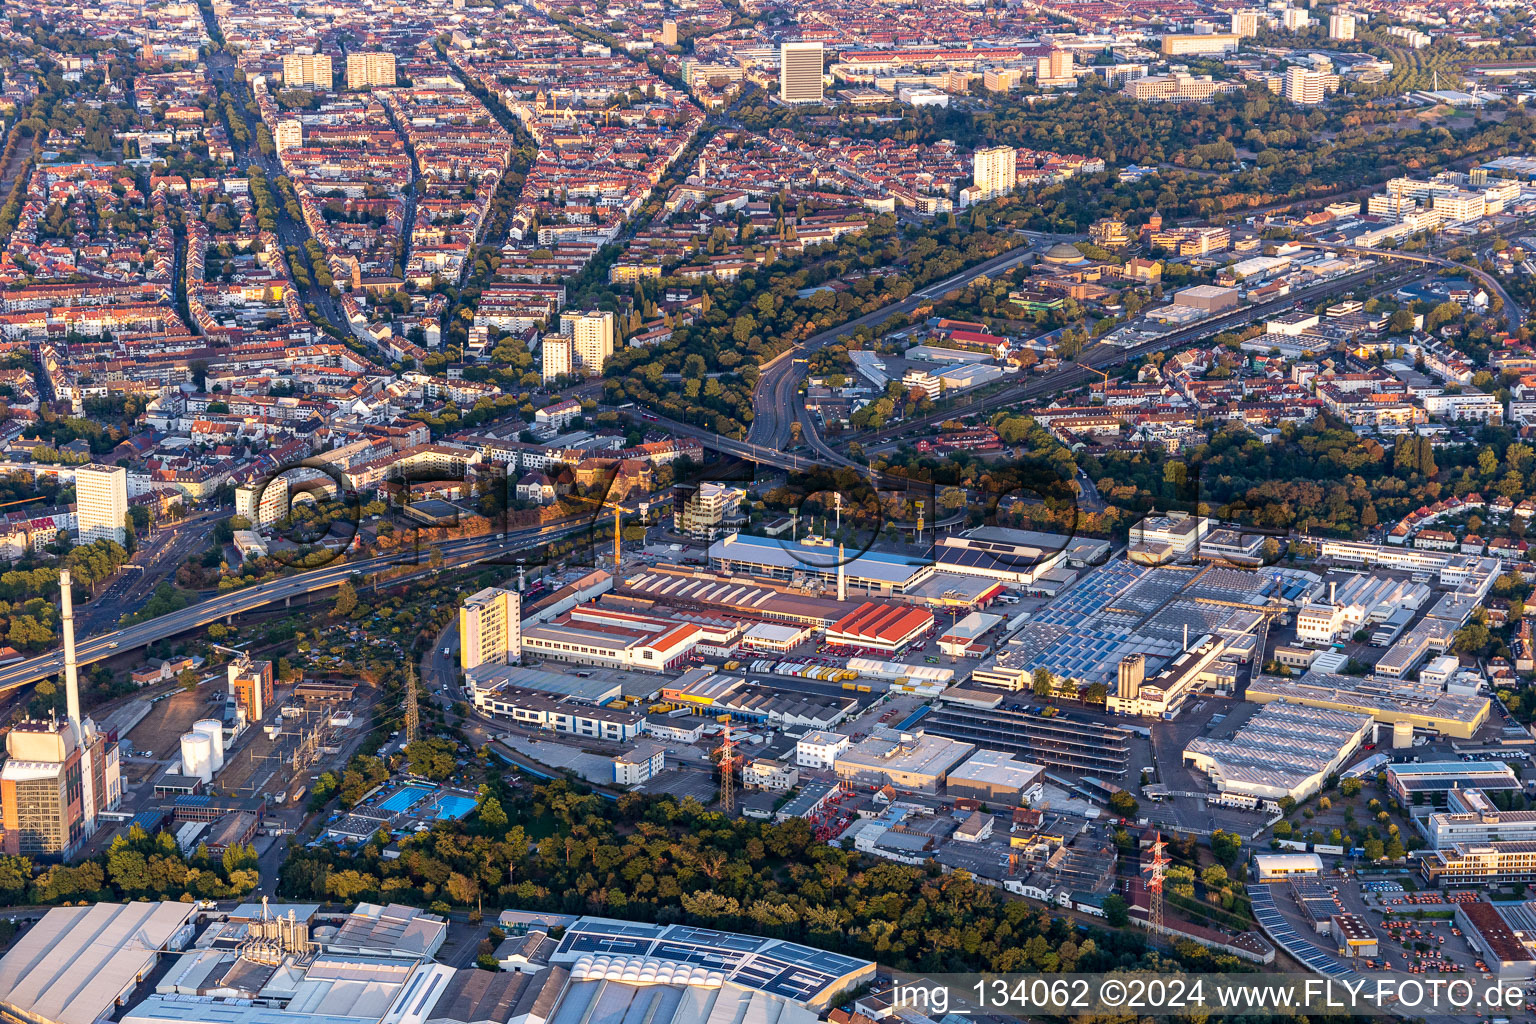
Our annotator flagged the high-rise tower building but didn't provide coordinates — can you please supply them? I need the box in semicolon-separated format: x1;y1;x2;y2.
459;587;522;671
282;53;333;89
568;311;617;374
74;464;127;546
972;146;1017;201
346;52;396;89
779;42;824;104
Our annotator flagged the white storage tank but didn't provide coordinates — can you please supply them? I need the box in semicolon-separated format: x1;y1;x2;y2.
180;732;213;783
192;719;225;772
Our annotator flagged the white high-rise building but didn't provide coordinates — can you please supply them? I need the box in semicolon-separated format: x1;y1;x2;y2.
1285;65;1330;104
972;146;1017;201
74;464;127;546
235;476;289;527
460;587;521;670
1230;10;1261;36
542;335;572;383
346;52;396;89
569;310;617;374
281;53;333;89
779;41;825;104
1282;6;1312;30
1328;12;1355;39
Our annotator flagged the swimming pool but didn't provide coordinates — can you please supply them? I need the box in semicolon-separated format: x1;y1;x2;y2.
434;794;477;820
379;785;434;814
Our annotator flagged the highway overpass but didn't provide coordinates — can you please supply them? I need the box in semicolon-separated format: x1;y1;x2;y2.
0;518;598;693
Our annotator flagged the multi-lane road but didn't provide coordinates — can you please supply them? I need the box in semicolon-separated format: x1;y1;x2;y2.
0;518;599;694
748;238;1049;452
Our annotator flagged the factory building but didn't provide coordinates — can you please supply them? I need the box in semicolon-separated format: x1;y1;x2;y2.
824;602;935;654
0;902;198;1024
923;691;1132;777
945;748;1045;805
1105;636;1227;718
469;682;644;742
1182;700;1373;802
520;602;713;671
1424;788;1536;848
834;730;975;794
226;655;273;726
709;532;934;595
1247;673;1489;739
0;572;120;858
1386;761;1522;805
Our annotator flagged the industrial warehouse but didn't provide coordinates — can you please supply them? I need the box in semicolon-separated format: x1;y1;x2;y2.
0;901;866;1024
1181;699;1374;802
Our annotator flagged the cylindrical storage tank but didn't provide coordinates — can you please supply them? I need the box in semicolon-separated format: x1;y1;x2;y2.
193;720;225;772
1391;719;1415;749
181;732;213;783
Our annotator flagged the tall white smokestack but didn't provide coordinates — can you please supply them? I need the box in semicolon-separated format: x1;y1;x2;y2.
60;569;81;733
837;544;847;602
1330;581;1336;604
1183;622;1189;652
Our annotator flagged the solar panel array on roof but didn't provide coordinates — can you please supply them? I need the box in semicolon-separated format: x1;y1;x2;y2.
1249;885;1355;978
549;917;872;1005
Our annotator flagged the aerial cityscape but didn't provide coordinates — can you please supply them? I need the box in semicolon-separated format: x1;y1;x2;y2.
6;0;1536;1017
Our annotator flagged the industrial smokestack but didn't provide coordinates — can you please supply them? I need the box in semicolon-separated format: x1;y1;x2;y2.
59;569;81;733
1183;623;1189;652
1330;581;1336;604
837;544;847;602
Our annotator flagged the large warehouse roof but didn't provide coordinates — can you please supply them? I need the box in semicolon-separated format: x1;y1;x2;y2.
0;902;196;1024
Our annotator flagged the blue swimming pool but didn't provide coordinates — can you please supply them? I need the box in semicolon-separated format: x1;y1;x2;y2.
434;794;477;820
379;785;434;813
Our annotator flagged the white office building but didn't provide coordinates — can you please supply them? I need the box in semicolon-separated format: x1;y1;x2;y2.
797;731;851;771
780;41;825;103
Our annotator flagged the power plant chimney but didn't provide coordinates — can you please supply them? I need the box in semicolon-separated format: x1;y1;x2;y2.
59;569;81;733
837;544;847;602
1329;581;1337;604
1183;622;1189;652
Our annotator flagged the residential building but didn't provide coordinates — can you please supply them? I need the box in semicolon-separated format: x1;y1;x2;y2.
346;52;396;89
780;42;825;104
972;146;1017;201
275;119;303;153
235;476;288;528
460;587;522;671
282;53;332;89
1231;10;1262;35
568;310;616;374
1285;66;1333;104
75;464;127;545
541;335;571;383
1329;13;1356;39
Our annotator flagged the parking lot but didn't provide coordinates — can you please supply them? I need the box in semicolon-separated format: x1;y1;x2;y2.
1264;873;1536;998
